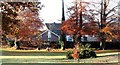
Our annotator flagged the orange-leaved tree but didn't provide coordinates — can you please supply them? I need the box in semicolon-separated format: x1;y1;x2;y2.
1;2;43;49
17;7;43;46
61;0;99;49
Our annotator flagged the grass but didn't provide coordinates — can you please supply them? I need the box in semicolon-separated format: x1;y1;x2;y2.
1;46;120;64
1;48;119;64
1;47;119;56
1;63;119;65
1;47;66;56
95;50;120;54
2;50;66;56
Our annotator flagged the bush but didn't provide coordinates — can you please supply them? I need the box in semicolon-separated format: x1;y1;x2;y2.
7;41;15;47
79;50;96;59
66;44;96;59
90;51;97;58
79;44;96;59
79;50;90;58
66;50;73;59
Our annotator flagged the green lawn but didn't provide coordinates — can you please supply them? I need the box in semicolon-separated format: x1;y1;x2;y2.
1;63;119;65
2;51;66;56
1;48;119;56
1;49;119;64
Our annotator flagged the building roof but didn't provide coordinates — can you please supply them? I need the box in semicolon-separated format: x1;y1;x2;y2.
40;22;61;42
45;23;61;36
46;23;61;30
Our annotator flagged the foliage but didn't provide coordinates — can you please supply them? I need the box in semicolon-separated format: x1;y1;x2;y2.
7;41;15;47
98;0;119;49
96;0;119;49
1;2;43;46
61;1;100;46
1;2;42;34
58;40;64;50
66;44;96;59
66;50;73;59
17;7;43;41
79;44;96;58
101;22;120;42
61;0;119;50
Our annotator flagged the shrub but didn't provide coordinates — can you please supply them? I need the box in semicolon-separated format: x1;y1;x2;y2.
7;41;15;47
79;50;90;58
89;50;97;58
66;44;96;59
79;44;96;59
66;50;73;59
79;50;96;59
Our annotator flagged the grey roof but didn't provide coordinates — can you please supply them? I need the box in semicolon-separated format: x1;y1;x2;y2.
45;23;61;36
46;23;61;30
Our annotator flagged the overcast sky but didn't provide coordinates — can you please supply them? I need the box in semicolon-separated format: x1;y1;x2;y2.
40;0;74;23
39;0;119;23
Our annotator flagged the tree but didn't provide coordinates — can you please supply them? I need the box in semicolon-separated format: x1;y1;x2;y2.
101;22;120;42
17;7;42;39
61;0;66;50
61;0;119;50
17;7;43;46
61;0;98;49
1;2;43;49
99;0;119;50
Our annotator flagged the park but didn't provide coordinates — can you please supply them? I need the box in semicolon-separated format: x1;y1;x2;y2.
0;0;120;65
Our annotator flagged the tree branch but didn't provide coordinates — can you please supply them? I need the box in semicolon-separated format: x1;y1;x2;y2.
106;17;117;25
106;5;118;16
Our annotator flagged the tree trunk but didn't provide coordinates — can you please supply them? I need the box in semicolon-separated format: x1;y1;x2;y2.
60;32;66;50
100;0;107;50
61;0;66;50
14;37;20;49
73;34;80;49
100;32;106;50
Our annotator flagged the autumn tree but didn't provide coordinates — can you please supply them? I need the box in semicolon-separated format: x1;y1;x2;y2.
16;6;43;46
96;0;119;50
61;0;98;49
1;1;43;49
61;0;119;50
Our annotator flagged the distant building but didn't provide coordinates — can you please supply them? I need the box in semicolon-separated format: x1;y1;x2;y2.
40;22;75;48
66;35;74;42
82;35;99;42
40;23;61;42
40;22;101;49
41;30;60;42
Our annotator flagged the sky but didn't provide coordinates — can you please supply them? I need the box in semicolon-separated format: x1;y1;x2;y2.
40;0;62;23
39;0;119;23
40;0;74;23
